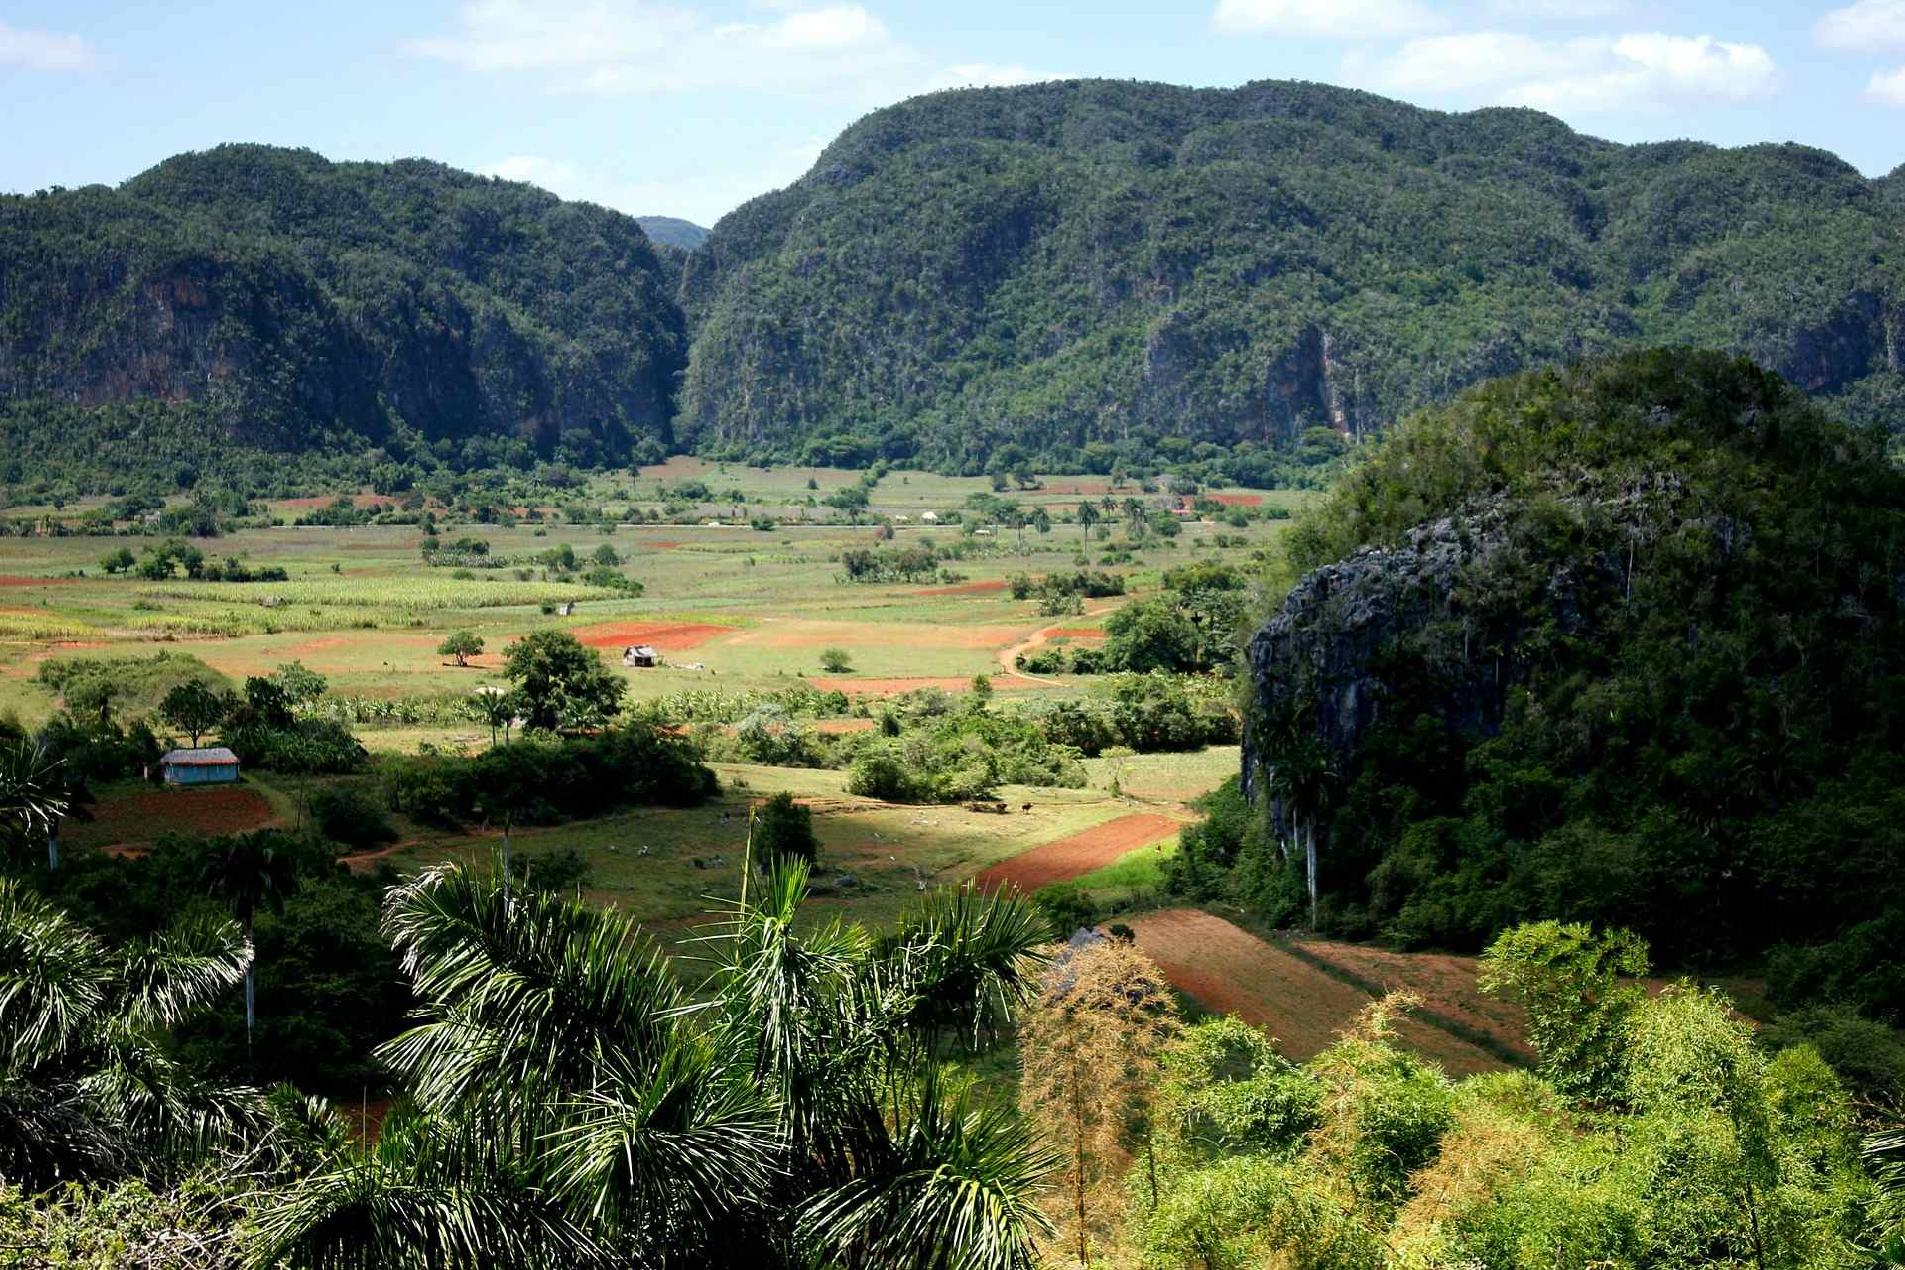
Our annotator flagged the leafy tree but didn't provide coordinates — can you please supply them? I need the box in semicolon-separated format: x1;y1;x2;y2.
267;661;327;708
819;647;854;674
1478;921;1650;1104
437;630;485;667
500;631;624;733
751;791;819;869
97;546;135;575
159;680;231;748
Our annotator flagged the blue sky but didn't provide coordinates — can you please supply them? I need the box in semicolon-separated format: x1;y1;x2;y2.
4;0;1905;226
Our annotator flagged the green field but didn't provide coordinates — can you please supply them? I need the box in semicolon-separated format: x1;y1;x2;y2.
1;462;1280;934
0;459;1305;731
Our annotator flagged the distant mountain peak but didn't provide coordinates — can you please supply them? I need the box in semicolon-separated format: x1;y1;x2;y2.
635;216;709;251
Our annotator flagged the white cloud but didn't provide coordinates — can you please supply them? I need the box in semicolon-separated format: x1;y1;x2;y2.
481;135;830;224
1345;30;1777;113
0;18;98;72
1212;0;1446;39
1481;0;1626;16
1816;0;1905;51
924;63;1076;92
410;0;915;98
1866;64;1905;104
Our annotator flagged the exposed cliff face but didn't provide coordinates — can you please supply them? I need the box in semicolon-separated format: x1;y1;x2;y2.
1222;352;1905;973
0;146;685;460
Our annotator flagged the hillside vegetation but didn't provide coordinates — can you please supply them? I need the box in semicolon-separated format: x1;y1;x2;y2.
682;78;1905;471
0;145;685;489
1187;350;1905;1021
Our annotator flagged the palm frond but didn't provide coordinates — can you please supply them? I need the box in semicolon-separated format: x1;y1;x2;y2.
878;885;1051;1047
541;1040;780;1247
379;862;680;1109
114;911;252;1032
0;877;110;1070
797;1075;1056;1270
0;1070;132;1186
0;740;68;842
246;1109;617;1270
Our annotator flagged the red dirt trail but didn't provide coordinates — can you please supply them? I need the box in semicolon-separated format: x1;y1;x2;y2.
974;811;1184;894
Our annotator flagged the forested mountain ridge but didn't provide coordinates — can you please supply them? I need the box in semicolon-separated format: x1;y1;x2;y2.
681;78;1905;470
0;144;685;476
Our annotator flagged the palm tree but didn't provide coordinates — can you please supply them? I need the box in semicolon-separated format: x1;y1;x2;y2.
471;686;515;748
201;831;303;1068
250;857;1056;1268
0;740;66;872
0;877;259;1187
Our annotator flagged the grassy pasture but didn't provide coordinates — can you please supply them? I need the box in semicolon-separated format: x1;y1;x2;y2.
0;462;1306;731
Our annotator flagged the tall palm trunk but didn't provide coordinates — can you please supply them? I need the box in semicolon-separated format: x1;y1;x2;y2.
1305;819;1318;930
244;914;256;1072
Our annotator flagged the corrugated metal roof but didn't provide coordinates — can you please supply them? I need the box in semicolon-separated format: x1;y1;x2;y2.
159;747;240;766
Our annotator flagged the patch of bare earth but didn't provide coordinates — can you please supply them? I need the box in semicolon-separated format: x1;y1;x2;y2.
569;621;735;651
1124;910;1510;1076
974;812;1184;894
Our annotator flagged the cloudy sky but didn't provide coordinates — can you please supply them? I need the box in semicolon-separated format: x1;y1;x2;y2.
4;0;1905;226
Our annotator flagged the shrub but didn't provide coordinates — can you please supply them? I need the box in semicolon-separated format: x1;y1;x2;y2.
819;647;854;674
753;791;819;867
381;725;716;827
308;785;398;851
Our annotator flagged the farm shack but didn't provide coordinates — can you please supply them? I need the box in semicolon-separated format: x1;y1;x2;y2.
623;644;660;668
159;747;240;786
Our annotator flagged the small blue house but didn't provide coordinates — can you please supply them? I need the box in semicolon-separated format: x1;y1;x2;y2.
159;747;240;786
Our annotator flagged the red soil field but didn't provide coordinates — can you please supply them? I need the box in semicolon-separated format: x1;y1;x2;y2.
0;576;76;587
1043;627;1105;639
1206;492;1265;507
1292;939;1534;1063
974;812;1184;893
913;579;1009;596
569;621;735;650
73;786;277;849
1124;909;1510;1076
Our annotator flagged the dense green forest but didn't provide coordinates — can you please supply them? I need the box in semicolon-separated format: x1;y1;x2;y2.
9;79;1905;496
0;145;685;490
1177;350;1905;1025
682;78;1905;470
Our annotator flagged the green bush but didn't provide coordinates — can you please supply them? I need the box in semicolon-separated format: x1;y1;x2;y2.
307;785;398;851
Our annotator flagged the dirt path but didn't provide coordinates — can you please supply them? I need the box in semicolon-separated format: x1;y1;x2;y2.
997;599;1121;684
974;811;1185;893
1124;909;1511;1076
